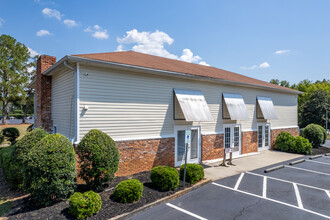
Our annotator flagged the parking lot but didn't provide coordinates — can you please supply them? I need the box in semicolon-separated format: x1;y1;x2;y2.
129;155;330;220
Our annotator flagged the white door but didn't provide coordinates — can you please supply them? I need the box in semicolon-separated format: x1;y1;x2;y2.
175;126;201;166
224;124;241;157
258;124;271;151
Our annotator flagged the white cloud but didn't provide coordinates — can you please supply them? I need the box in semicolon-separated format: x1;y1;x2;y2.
199;61;210;66
84;25;109;39
36;29;52;36
0;17;4;26
179;49;201;63
42;8;63;20
116;29;209;65
28;47;39;57
259;62;270;68
275;49;290;54
240;62;270;70
63;19;78;28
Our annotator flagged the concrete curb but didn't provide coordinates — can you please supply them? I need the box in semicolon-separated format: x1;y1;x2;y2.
309;155;322;160
289;159;305;165
110;179;211;220
264;165;285;173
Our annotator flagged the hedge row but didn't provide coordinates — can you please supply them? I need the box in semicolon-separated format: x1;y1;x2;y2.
274;132;312;154
302;124;327;147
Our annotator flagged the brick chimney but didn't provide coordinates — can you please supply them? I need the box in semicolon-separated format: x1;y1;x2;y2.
35;55;56;132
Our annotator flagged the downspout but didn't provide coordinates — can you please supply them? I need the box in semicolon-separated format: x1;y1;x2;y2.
64;60;79;144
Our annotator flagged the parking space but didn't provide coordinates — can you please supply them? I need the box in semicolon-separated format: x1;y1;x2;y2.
129;155;330;220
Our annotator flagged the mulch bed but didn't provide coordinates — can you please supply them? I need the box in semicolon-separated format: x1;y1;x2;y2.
311;146;330;155
6;171;190;220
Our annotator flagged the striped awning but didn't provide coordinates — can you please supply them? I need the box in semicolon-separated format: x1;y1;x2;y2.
257;96;278;119
223;93;249;120
174;89;214;122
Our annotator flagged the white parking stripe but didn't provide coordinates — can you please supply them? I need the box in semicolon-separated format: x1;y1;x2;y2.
285;165;330;176
246;172;329;192
234;173;244;190
263;176;267;198
212;182;330;219
293;183;304;209
166;203;208;220
306;160;330;166
326;190;330;199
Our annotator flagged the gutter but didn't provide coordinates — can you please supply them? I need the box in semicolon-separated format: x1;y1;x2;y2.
44;55;303;95
63;60;80;144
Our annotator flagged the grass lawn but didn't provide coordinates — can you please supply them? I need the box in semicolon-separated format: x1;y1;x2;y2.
0;124;31;148
0;199;12;217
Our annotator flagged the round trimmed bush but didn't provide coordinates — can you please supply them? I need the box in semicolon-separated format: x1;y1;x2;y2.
10;128;49;188
302;124;324;147
293;136;312;155
0;145;19;188
2;127;20;145
77;129;120;190
69;191;102;219
274;132;295;152
112;179;143;203
315;124;327;144
150;166;179;191
23;133;76;206
0;134;4;145
180;164;204;184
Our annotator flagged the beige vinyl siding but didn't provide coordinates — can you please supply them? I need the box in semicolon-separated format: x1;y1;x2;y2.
78;65;297;141
52;70;75;139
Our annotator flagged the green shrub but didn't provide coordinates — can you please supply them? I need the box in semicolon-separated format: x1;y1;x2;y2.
112;179;143;203
150;166;179;191
293;136;312;154
180;164;204;184
26;124;34;132
69;191;102;219
77;129;120;190
2;128;20;145
274;132;295;152
0;134;4;145
302;124;324;147
0;145;19;187
23;134;76;206
11;128;49;188
315;124;327;144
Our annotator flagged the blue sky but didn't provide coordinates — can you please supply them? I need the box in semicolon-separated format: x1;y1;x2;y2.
1;0;329;84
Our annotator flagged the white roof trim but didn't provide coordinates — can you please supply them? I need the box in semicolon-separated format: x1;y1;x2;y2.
174;89;214;122
223;93;250;120
257;96;278;119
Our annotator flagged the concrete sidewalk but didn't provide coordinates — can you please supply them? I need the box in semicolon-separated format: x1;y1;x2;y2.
203;150;302;181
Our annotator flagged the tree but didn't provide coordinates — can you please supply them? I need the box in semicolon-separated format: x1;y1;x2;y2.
269;79;290;88
300;90;330;128
0;35;30;124
270;79;280;85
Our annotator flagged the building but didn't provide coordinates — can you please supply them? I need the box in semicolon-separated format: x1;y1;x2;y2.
33;51;301;176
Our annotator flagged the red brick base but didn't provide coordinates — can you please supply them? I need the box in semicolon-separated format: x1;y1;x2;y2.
271;127;299;149
115;138;175;176
106;126;299;177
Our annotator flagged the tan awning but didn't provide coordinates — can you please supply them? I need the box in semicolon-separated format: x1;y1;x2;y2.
174;89;214;122
223;93;249;120
257;96;278;119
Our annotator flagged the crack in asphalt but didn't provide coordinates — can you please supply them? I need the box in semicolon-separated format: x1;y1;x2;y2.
233;198;263;220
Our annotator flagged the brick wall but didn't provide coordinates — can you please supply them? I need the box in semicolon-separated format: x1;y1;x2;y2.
115;137;175;176
271;127;299;148
241;131;258;154
35;55;56;132
201;134;224;161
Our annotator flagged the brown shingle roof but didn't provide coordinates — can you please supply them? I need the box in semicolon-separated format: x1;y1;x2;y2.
72;51;299;94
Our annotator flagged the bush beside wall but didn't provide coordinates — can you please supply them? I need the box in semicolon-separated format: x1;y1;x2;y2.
76;129;120;190
302;124;324;147
275;131;312;154
0;145;20;187
23;134;76;206
180;164;204;184
150;166;179;191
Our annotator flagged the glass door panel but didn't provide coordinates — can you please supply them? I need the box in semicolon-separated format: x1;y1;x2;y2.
265;125;270;148
177;130;185;162
224;127;231;149
190;129;198;160
258;125;263;148
233;126;240;152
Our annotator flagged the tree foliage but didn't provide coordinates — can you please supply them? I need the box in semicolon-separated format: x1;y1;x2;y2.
0;34;30;124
